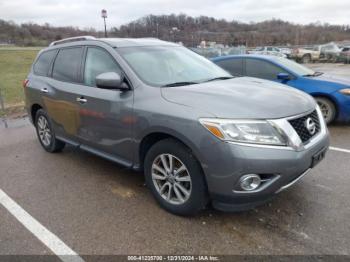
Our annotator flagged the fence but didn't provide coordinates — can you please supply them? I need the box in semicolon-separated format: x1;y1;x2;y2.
190;46;246;58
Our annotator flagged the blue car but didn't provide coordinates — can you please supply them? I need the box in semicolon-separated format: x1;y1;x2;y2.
212;55;350;124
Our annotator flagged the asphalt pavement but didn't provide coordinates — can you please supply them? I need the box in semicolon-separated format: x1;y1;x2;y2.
0;117;349;257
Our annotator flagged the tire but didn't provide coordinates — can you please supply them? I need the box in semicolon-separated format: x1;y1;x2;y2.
35;109;65;152
144;139;208;216
326;54;336;63
315;97;336;124
301;54;311;64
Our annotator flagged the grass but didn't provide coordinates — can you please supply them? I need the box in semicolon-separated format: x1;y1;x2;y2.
0;47;41;110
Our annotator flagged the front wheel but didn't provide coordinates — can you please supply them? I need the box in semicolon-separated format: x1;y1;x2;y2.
144;139;208;216
315;97;336;124
35;109;65;152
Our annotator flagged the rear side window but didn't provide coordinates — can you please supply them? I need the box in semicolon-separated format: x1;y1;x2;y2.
246;59;287;80
33;50;57;76
84;47;121;86
216;58;243;76
52;47;83;83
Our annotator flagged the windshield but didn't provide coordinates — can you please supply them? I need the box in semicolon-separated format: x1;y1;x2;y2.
117;46;231;86
273;56;315;76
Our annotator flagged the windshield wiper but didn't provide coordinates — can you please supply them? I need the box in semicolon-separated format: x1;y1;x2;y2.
303;71;324;77
162;81;198;87
203;76;234;82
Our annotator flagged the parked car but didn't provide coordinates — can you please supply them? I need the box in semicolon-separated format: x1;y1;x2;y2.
339;46;350;63
319;42;342;62
291;46;320;63
279;47;292;58
248;46;287;58
291;43;342;63
25;37;329;215
212;54;350;124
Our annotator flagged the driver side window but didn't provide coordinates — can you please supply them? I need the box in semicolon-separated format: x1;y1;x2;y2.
245;59;287;80
84;47;122;86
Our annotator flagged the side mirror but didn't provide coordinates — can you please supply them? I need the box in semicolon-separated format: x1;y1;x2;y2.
95;72;129;90
277;72;291;81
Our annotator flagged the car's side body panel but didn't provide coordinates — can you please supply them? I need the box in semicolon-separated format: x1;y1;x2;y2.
212;55;350;122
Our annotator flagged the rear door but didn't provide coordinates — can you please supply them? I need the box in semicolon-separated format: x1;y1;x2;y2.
76;46;134;166
44;46;84;144
27;49;58;121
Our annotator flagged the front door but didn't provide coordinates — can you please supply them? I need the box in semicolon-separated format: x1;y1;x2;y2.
76;46;134;166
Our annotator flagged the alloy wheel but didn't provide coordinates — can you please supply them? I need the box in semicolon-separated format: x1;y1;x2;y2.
316;100;333;123
151;154;192;205
37;115;52;147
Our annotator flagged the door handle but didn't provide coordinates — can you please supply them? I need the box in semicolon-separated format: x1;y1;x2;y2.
76;97;87;104
40;88;48;93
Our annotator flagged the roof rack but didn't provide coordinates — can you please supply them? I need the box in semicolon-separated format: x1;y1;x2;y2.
49;36;96;46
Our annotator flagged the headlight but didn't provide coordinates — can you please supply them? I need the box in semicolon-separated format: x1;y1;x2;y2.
199;118;287;146
339;88;350;96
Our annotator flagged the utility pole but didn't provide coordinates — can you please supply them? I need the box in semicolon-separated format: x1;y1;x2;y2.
101;9;108;38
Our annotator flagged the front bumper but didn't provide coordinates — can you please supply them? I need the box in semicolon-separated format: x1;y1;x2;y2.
198;110;330;212
333;92;350;123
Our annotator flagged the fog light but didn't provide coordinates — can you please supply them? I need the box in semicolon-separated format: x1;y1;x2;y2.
240;174;261;191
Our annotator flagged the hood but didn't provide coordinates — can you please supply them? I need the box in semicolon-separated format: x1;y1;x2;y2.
311;73;350;88
161;77;316;119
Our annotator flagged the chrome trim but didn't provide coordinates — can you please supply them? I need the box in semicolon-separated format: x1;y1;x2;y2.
269;118;303;151
227;141;295;151
275;168;311;194
49;36;96;46
303;106;328;150
233;175;280;194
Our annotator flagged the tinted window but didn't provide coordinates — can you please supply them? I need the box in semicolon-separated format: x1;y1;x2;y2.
246;59;287;80
272;56;314;76
84;47;121;86
216;58;243;76
52;47;83;82
33;50;57;76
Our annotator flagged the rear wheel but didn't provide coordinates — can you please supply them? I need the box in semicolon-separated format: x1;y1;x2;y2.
315;97;336;124
35;109;65;152
144;139;208;216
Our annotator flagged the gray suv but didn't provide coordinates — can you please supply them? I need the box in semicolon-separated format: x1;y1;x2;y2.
24;37;329;215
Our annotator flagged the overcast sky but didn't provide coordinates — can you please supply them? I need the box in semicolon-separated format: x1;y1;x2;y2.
0;0;349;29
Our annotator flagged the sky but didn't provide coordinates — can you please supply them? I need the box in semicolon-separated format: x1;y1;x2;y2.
0;0;349;29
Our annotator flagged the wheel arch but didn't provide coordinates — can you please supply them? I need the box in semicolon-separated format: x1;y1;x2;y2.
31;103;43;123
310;93;339;119
137;129;205;174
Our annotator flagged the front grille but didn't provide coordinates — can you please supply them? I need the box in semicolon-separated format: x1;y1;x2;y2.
288;110;320;144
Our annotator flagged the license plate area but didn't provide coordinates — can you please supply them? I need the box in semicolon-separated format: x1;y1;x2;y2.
311;147;327;168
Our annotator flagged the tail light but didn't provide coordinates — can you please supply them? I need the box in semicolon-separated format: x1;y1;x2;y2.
23;79;29;88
